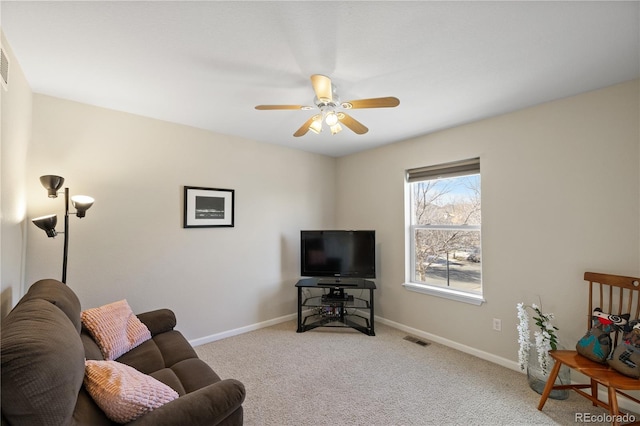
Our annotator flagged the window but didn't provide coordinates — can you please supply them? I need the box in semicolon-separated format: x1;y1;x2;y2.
405;158;483;305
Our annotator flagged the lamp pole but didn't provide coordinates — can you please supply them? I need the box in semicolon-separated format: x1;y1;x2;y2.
62;187;70;284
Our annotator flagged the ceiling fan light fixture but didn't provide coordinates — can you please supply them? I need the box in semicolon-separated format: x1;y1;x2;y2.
330;123;343;135
325;110;339;126
309;115;323;134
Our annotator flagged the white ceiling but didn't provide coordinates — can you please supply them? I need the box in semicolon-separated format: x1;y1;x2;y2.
2;1;639;157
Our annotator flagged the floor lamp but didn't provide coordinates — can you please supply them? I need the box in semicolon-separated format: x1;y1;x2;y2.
31;175;94;284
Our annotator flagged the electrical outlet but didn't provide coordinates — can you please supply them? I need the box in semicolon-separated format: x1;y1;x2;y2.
493;318;502;331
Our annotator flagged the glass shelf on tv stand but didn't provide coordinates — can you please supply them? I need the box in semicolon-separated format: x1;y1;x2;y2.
295;278;376;336
302;295;370;309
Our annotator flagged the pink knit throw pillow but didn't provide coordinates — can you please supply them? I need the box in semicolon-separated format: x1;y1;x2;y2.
81;299;151;360
84;360;178;423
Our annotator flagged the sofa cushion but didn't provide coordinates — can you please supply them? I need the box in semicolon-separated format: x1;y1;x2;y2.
81;328;106;360
116;330;198;375
84;360;179;423
169;358;222;393
149;368;187;396
149;330;199;367
136;309;177;336
82;299;152;360
19;278;83;332
72;388;115;426
1;298;85;425
116;338;167;374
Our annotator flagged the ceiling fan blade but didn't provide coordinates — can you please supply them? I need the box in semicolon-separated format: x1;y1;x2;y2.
255;105;308;110
342;97;400;109
337;113;368;135
310;74;333;103
293;115;320;137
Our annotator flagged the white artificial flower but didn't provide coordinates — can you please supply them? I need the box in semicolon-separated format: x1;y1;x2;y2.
517;301;558;375
517;303;531;371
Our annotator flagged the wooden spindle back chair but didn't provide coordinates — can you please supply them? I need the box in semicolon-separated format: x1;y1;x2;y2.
538;272;640;426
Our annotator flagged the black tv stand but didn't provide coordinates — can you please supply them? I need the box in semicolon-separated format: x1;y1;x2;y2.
296;278;376;336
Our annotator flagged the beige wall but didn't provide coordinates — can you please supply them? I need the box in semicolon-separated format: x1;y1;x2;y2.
336;80;640;365
0;32;32;317
5;27;639;365
24;95;336;340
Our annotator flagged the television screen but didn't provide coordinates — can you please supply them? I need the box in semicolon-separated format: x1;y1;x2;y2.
300;230;376;279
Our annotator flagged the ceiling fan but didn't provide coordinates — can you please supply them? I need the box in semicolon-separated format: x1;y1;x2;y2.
255;74;400;137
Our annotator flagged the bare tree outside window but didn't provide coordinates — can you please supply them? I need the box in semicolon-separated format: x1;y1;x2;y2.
410;174;481;293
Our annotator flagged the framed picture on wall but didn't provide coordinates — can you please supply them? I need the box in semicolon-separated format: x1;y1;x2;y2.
183;186;235;228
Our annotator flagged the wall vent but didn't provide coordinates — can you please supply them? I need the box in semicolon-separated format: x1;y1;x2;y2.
1;47;9;90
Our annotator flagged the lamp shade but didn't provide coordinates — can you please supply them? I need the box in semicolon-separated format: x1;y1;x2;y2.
32;214;58;237
330;123;343;135
325;111;339;126
39;175;65;198
71;195;94;218
309;115;323;134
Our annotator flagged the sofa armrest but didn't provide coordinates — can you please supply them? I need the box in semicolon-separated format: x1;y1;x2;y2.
136;309;177;336
127;378;245;426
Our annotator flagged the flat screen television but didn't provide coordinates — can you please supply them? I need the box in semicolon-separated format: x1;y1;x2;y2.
300;230;376;280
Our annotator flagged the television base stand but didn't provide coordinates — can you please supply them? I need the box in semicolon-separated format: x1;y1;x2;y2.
296;278;376;336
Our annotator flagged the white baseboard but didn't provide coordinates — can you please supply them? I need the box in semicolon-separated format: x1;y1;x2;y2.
189;312;298;347
374;315;521;371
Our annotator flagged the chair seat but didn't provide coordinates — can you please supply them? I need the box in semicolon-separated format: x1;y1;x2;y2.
551;350;640;390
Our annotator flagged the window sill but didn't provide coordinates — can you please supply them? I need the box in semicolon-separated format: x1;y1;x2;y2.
402;282;485;306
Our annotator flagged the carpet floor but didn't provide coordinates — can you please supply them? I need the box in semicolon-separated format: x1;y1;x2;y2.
195;320;622;425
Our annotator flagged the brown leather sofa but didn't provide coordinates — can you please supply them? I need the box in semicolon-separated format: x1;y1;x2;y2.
1;279;245;425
